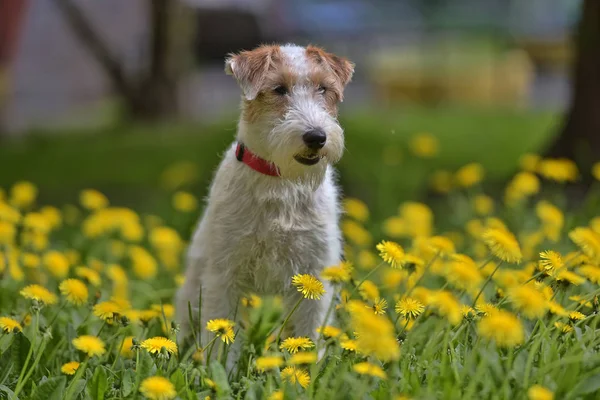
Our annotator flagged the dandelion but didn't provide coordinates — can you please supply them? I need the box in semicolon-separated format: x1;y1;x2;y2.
568;311;585;322
353;362;387;379
446;254;483;290
281;366;310;388
206;319;236;344
536;202;564;242
0;317;22;333
482;228;522;263
120;336;135;358
321;263;351;283
342;220;372;247
75;266;101;287
399;202;434;238
348;300;400;361
80;189;109;210
172;191;198;212
507;284;548;319
10;181;37;209
505;172;540;204
59;279;88;306
473;194;494;216
455;163;484;188
72;335;106;357
61;361;80;375
430;170;453;194
395;298;424;319
359;280;380;302
269;391;284;400
141;337;178;355
280;337;314;354
409;132;439;158
537;158;578;182
20;284;58;305
291;274;325;300
340;338;358;352
556;270;585;286
427;236;456;255
593;162;600;181
554;322;573;333
528;385;554;400
343;198;369;222
539;251;563;273
569;227;600;263
289;352;317;365
357;250;378;269
255;355;284;371
43;251;70;278
577;265;600;283
547;301;568;317
93;301;122;322
316;325;342;339
371;298;388;315
477;310;524;347
376;240;405;268
139;376;177;400
429;291;462;325
519;153;540;172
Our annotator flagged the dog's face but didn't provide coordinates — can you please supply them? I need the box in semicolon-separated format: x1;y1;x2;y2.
226;44;354;180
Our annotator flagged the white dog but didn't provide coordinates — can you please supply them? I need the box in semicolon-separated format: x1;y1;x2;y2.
176;44;354;351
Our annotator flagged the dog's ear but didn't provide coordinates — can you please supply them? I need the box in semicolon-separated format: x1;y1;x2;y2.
225;46;279;101
307;46;355;88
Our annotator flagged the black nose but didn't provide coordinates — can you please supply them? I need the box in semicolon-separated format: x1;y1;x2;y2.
302;129;327;150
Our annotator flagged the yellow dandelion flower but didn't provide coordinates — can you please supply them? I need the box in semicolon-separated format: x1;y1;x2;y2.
455;163;484;188
139;376;177;400
43;251;70;278
554;321;573;334
340;338;358;352
291;274;325;300
475;302;498;316
569;227;600;263
80;189;109;210
0;221;15;245
93;301;122;322
477;310;524;347
376;240;405;268
519;153;540;172
539;251;563;272
59;279;89;306
358;280;380;302
537;158;578;183
556;270;586;285
577;264;600;283
447;254;483;290
507;284;548;319
592;162;600;181
357;250;378;270
141;337;178;355
130;245;158;280
316;325;342;339
269;391;284;400
75;266;101;287
321;263;352;283
72;335;106;357
281;366;310;388
528;385;554;400
399;202;434;238
60;361;80;375
505;172;540;204
536;202;564;242
343;198;369;222
569;295;592;308
342;220;372;247
10;181;37;209
21;252;40;269
473;195;495;216
280;337;314;354
409;132;439;158
482;228;522;264
241;294;262;308
172;191;198;212
20;284;58;305
429;291;462;325
430;170;453;194
547;301;568;317
206;319;236;344
0;317;23;333
353;362;387;379
348;300;400;361
120;336;135;358
255;355;284;371
395;297;424;319
289;352;318;365
371;298;388;315
569;311;585;322
461;305;476;318
427;236;456;256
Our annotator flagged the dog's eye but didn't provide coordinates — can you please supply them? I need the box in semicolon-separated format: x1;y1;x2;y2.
273;85;288;95
318;85;327;94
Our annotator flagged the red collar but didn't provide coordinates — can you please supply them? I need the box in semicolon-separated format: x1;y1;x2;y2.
235;143;280;177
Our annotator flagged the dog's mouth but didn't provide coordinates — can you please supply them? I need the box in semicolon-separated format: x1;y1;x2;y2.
294;153;322;166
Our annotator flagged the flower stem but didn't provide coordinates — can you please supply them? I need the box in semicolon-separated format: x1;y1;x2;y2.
348;261;386;299
471;261;503;307
64;357;88;399
275;297;303;345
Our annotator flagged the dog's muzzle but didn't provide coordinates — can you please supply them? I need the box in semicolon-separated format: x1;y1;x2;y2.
295;129;326;165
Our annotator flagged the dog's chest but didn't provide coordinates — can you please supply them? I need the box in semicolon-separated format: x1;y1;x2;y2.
232;196;330;293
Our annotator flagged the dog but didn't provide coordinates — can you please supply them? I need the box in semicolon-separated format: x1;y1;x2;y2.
176;44;354;356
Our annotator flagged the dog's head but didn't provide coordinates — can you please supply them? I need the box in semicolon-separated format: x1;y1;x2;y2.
226;44;354;180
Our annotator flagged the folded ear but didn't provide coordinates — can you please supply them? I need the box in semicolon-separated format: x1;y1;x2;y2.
225;45;279;101
307;45;354;88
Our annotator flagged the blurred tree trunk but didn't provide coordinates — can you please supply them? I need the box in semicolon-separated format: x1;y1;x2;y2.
52;0;183;121
547;0;600;169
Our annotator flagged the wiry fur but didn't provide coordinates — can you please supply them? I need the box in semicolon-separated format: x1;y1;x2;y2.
176;44;354;364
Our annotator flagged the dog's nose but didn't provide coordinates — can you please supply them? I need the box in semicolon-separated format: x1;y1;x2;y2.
302;129;327;150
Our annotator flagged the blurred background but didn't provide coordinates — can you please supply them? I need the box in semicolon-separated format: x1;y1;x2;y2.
0;0;598;221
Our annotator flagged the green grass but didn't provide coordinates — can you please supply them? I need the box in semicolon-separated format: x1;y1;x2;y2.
0;106;558;219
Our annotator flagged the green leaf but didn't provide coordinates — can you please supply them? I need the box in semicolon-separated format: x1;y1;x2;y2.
31;376;66;400
0;385;17;400
87;366;108;400
574;373;600;396
8;332;31;382
210;362;231;397
170;369;186;392
136;350;155;380
122;369;134;397
71;379;87;399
